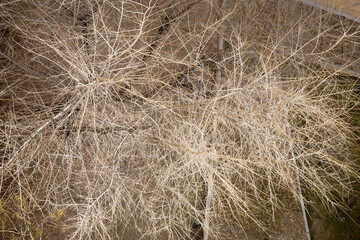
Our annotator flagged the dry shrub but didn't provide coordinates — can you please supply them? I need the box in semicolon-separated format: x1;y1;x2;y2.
0;0;359;239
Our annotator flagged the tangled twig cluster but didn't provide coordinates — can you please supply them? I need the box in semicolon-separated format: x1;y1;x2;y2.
0;0;359;239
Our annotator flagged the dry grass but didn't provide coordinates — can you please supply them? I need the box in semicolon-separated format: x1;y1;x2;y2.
0;0;360;239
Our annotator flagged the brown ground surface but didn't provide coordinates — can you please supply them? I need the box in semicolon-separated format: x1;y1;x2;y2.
299;0;360;21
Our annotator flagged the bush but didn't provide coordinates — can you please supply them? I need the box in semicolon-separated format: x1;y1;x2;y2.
1;0;359;239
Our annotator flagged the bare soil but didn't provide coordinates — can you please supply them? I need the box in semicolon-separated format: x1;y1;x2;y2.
306;0;360;20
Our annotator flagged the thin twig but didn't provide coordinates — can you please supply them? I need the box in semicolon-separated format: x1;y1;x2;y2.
204;1;228;240
291;145;311;240
0;50;47;78
7;104;72;167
